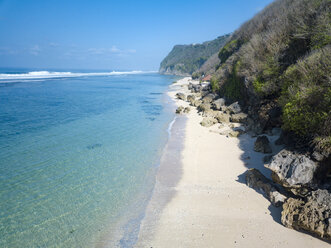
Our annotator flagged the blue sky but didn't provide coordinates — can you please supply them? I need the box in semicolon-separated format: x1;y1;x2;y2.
0;0;274;71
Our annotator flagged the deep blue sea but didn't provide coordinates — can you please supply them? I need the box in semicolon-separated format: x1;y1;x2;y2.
0;69;178;247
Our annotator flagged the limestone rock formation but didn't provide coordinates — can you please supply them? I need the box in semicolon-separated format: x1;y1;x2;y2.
176;93;186;101
281;189;331;240
265;149;318;195
227;101;241;114
200;117;217;127
212;98;225;110
246;168;287;207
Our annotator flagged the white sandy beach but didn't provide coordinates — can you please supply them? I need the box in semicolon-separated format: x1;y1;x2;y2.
136;77;329;248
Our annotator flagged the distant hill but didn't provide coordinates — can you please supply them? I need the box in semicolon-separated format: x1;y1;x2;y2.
159;34;230;76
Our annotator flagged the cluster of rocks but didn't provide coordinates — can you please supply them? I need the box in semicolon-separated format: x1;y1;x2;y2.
247;141;331;241
176;82;250;138
174;81;331;241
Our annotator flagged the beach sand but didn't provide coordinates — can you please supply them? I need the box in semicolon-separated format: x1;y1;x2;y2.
136;77;329;248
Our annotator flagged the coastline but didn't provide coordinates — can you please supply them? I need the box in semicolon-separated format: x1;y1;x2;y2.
136;77;329;247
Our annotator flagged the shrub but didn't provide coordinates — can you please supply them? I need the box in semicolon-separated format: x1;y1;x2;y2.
210;77;220;93
218;39;241;64
280;47;331;138
220;61;244;102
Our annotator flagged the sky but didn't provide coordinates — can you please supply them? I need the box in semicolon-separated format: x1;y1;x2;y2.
0;0;274;71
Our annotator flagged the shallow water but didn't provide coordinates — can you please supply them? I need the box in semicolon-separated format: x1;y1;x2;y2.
0;71;178;247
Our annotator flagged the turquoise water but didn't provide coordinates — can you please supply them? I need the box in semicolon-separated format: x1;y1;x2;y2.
0;71;177;247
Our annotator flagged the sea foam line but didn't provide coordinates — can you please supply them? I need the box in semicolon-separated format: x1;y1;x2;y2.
0;70;157;80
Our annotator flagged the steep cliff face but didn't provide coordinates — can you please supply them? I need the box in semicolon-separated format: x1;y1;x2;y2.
159;34;230;76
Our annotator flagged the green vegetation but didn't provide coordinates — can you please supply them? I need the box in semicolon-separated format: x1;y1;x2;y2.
220;61;243;102
191;72;201;79
280;47;331;144
159;34;230;75
210;77;220;92
197;0;331;154
218;39;241;64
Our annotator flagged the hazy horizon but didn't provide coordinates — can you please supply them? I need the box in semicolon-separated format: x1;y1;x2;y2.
0;0;273;71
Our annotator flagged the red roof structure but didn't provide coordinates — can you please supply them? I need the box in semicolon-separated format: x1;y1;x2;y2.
202;75;212;82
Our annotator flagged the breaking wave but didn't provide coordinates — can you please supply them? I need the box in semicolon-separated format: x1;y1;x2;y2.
0;70;157;81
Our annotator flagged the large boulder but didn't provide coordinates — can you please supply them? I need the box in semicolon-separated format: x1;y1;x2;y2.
202;93;216;103
176;93;186;101
265;149;318;195
192;99;202;107
187;94;195;105
246;168;287;207
214;112;230;123
212;98;225;110
230;113;248;123
200;117;217;127
175;106;184;114
198;103;211;112
281;189;331;240
183;107;191;113
254;135;272;153
228;101;241;114
191;84;202;93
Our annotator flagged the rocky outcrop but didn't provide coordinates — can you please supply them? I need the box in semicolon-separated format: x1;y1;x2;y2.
176;93;186;101
246;168;287;207
183;107;191;113
254;135;272;154
214;112;230;123
265;149;318;196
187;95;195;105
198;103;211;113
227;101;241;114
212;98;225;110
176;106;190;114
202;93;216;103
230;113;248;123
200;117;217;127
282;189;331;240
176;106;184;114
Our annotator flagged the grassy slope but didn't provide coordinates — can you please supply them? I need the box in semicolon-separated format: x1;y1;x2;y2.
200;0;331;155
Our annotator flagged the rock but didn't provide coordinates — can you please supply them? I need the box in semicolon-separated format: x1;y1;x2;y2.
230;113;248;123
281;189;331;240
212;98;225;110
246;117;263;135
254;135;272;153
228;130;242;138
265;149;318;195
312;151;325;162
192;99;202;107
202;93;216;103
175;106;184;114
228;101;241;114
198;103;211;112
176;93;186;101
200;117;217;127
214;112;230;123
183;107;191;113
246;168;287;207
191;84;202;93
187;94;195;105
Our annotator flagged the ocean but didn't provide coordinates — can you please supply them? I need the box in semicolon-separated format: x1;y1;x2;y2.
0;69;178;247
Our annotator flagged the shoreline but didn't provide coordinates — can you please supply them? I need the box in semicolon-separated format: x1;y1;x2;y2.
136;77;329;247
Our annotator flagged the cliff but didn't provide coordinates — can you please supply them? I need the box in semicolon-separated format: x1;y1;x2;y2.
159;34;230;76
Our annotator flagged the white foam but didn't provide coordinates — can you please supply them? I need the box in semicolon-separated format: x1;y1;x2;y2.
0;70;157;81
